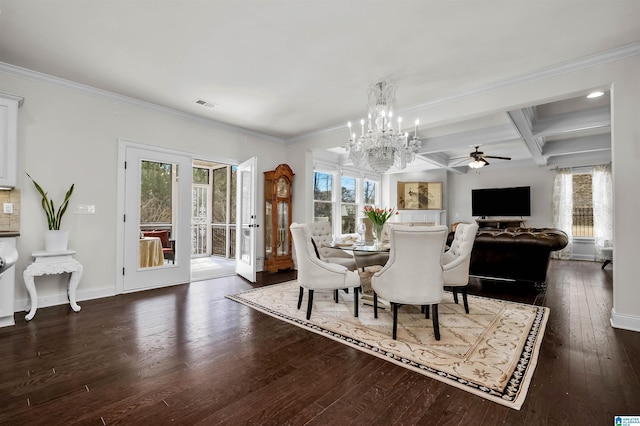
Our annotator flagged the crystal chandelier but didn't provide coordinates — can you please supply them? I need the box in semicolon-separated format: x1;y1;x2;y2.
346;82;421;173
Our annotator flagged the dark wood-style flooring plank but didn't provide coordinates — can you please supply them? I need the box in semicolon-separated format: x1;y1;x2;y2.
1;261;639;425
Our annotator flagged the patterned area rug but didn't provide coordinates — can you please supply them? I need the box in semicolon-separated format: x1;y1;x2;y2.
227;280;549;410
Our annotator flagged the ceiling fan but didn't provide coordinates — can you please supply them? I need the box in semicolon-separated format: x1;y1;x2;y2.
466;146;511;169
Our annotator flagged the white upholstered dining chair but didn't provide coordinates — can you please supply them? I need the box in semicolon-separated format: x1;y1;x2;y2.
371;225;448;340
306;221;358;271
290;223;361;320
441;222;479;314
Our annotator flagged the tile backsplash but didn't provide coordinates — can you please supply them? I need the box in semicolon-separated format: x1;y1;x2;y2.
0;189;20;232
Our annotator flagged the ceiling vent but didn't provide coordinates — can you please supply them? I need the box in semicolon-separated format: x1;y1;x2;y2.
194;98;217;108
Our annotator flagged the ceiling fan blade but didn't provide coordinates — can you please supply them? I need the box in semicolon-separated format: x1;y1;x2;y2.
483;155;511;160
451;158;470;166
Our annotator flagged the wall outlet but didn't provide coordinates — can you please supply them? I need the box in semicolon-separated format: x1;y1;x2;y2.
3;203;13;214
75;204;96;215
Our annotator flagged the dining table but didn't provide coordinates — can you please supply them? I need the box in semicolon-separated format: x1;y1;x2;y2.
328;242;391;307
139;237;164;268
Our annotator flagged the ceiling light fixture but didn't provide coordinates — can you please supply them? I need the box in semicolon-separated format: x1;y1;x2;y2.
468;158;487;169
345;82;421;173
587;91;604;99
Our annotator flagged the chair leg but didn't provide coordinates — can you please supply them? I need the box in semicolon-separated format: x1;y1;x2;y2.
602;259;611;269
461;287;469;314
297;287;304;310
452;287;459;304
334;289;338;303
425;305;430;319
373;292;378;318
306;289;314;320
392;303;399;340
432;304;440;341
353;286;359;317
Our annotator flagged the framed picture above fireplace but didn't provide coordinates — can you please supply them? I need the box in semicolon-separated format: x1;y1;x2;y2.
397;181;443;210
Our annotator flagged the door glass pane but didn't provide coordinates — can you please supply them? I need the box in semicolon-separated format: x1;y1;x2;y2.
191;185;208;256
230;166;237;223
139;160;177;268
212;167;227;223
240;168;251;263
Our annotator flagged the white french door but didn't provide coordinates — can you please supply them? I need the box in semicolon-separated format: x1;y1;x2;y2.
235;157;258;282
121;144;192;292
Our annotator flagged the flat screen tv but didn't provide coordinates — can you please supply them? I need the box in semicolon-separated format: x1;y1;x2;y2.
471;186;531;217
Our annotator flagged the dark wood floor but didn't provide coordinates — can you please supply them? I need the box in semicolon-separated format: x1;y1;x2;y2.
0;260;638;425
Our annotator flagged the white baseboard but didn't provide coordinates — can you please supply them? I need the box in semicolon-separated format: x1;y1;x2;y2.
610;308;640;332
0;315;15;328
14;286;116;314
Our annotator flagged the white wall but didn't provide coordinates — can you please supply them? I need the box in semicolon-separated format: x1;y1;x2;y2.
0;71;287;310
4;52;639;331
288;54;640;332
447;166;555;227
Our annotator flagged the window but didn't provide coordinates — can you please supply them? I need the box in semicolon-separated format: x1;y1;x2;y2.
313;172;333;224
313;168;380;237
341;176;357;234
364;179;377;206
572;173;593;237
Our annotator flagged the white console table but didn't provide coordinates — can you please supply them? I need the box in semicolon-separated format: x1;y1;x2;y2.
23;250;83;321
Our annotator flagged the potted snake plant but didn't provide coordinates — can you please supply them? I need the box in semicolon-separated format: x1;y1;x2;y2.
26;172;75;252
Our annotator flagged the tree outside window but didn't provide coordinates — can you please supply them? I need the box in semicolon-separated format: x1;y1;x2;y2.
341;176;357;234
140;160;173;224
364;179;377;206
313;172;333;224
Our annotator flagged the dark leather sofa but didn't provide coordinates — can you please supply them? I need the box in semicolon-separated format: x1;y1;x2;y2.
451;227;568;286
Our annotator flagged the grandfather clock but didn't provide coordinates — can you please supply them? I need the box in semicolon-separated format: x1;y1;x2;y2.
264;164;294;273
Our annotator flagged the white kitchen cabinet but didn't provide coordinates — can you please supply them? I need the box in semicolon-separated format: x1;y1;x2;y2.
0;93;23;188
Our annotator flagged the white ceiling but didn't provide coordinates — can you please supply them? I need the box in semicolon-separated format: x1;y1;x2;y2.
0;1;638;172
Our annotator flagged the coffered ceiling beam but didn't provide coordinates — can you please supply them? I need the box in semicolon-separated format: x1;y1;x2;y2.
418;124;520;154
507;108;547;166
542;134;611;157
532;106;610;138
418;153;465;174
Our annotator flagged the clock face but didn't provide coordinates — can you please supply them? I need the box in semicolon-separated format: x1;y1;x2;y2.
277;177;288;197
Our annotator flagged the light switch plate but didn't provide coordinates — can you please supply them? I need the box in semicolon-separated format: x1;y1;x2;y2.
3;203;13;214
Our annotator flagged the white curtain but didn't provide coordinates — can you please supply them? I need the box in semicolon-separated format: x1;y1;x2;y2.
592;164;613;260
551;168;573;259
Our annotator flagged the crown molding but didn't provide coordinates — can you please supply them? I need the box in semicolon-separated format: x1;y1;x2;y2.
289;42;640;144
0;62;285;144
402;42;640;115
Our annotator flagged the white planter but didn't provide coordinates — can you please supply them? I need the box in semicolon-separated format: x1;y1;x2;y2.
45;230;69;252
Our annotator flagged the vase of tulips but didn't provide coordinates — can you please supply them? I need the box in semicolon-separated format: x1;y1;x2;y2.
363;206;398;247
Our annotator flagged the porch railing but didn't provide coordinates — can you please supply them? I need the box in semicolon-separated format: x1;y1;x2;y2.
573;206;593;237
